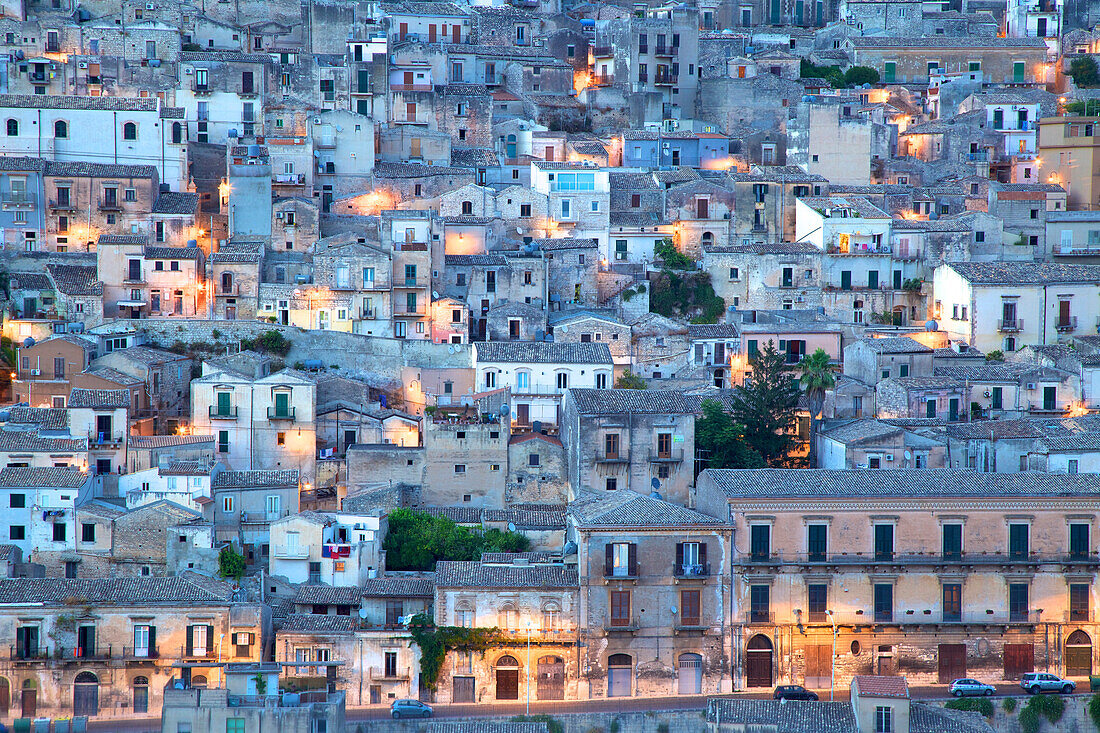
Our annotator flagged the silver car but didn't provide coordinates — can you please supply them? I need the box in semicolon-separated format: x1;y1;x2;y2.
1020;672;1075;694
950;678;995;697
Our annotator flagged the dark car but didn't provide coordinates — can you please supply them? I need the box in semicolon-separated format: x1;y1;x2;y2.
391;699;433;719
774;685;819;701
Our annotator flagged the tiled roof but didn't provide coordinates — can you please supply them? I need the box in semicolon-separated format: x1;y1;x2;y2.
445;254;508;267
294;585;362;605
362;577;435;597
0;430;86;453
279;613;356;633
179;50;272;63
571;491;729;528
882;376;964;390
450;148;499;167
483;506;566;530
152;192;200;215
475;342;612;364
0;466;88;488
933;363;1058;381
0;156;47;172
820;419;903;445
46;264;102;296
6;407;69;430
423;506;483;524
0;94;160;111
688;324;739;339
481;551;560;563
7;272;52;290
129;434;215;448
107;345;188;365
435;560;578;589
68;388;130;409
99;234;148;246
704;468;1100;499
164;460;214;476
609;172;659;190
854;675;909;698
213;470;299;488
0;576;234;605
856;336;933;354
44;161;157;178
425;724;552;733
610;211;664;227
81;366;143;386
568;388;690;414
531;238;598;250
145;246;202;260
704;241;819;255
373;162;469;178
947;262;1100;285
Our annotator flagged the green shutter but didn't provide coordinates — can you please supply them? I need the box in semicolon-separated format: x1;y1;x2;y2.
884;62;895;83
217;392;230;415
185;625;193;655
1013;62;1025;83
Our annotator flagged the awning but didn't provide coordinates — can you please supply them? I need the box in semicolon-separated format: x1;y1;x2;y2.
116;300;147;307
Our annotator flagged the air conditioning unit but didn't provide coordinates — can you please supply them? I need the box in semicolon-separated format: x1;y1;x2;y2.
31;369;40;376
78;61;87;69
275;211;284;219
886;454;894;461
1026;382;1037;390
184;68;192;74
145;2;155;8
313;117;321;124
983;390;992;398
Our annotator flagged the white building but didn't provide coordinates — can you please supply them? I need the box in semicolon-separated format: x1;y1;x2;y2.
121;459;217;511
268;511;385;585
0;95;188;189
0;466;93;556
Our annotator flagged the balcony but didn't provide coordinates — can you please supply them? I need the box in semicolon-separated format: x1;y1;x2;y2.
654;73;678;86
654;45;677;57
238;85;257;98
29;71;48;83
673;562;710;578
120;647;159;662
179;646;219;660
1056;316;1078;332
393;303;428;316
315;136;337;149
592;46;612;57
9;646;51;662
2;191;36;210
595;450;630;464
274;173;306;186
267;406;296;421
604;564;639;580
209;406;239;420
192;82;212;95
368;666;411;680
743;611;775;625
91;432;126;448
394;274;429;288
49;199;76;212
604;616;640;632
98;198;123;212
648;448;684;463
66;645;113;661
826;244;891;255
390;83;433;92
496;626;579;643
360;307;377;319
960;151;989;163
274;545;310;560
997;318;1023;332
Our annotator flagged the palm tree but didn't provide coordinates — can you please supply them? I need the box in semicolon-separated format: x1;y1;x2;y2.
798;348;836;467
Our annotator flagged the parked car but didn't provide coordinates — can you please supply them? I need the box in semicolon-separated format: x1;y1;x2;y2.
391;699;433;719
950;678;996;697
773;684;819;701
1020;672;1075;695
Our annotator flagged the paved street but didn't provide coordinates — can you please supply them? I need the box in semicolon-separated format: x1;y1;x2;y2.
86;681;1085;731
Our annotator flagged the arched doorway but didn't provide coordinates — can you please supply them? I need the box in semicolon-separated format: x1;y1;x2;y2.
678;653;703;694
0;676;8;715
73;671;99;716
190;674;208;690
495;655;519;700
1067;630;1093;677
133;675;149;714
608;653;632;697
537;655;564;700
746;635;773;688
21;679;36;718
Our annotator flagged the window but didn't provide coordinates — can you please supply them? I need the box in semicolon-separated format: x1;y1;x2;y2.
454;464;466;474
5;119;17;136
942;524;962;559
807;524;827;561
9;526;24;540
1070;584;1090;621
610;590;631;626
943;583;962;621
556;372;568;390
808;584;827;622
873;583;893;622
10;494;24;508
605;477;617;491
874;524;894;561
1009;523;1029;559
750;524;770;561
749;585;770;622
52;523;65;542
1070;523;1090;559
218;430;229;454
81;523;95;543
875;706;893;733
223;497;234;513
226;720;246;733
528;453;540;467
608;542;635;577
680;589;701;626
134;624;153;657
122;122;137;140
54;120;68;138
1009;583;1029;621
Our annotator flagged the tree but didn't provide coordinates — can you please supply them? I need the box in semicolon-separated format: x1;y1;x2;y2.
383;509;530;571
218;545;246;580
615;370;647;390
1070;56;1100;87
729;341;801;465
843;66;880;87
695;399;764;472
798;348;836;467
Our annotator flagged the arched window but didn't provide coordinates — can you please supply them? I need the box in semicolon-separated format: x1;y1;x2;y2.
172;121;182;144
506;134;517;159
461;200;473;215
54;120;68;139
496;654;519;667
122;122;137;140
6;119;17;136
190;675;208;689
701;231;714;243
221;272;233;294
455;600;474;628
541;601;560;630
499;603;519;630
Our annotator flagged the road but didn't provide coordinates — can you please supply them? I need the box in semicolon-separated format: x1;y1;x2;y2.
84;681;1082;731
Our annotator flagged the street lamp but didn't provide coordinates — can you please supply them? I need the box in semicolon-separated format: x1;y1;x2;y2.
825;609;837;701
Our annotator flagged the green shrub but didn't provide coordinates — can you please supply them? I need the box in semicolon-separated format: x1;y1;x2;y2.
511;715;564;733
844;66;880;86
217;545;246;580
945;697;994;718
1002;696;1017;713
383;508;529;571
1071;56;1100;87
1026;693;1065;724
1088;694;1100;729
1018;706;1039;733
654;239;694;269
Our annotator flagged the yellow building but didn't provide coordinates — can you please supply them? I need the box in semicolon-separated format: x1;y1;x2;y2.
1038;116;1100;210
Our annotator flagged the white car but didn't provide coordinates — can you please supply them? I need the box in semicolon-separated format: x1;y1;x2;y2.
949;678;995;697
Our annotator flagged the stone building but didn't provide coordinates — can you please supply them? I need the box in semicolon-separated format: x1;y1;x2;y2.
696;468;1100;690
703;242;822;313
91;346;192;434
537;238;600;310
506;432;567;505
570;491;733;698
561;389;695;506
421;408;509;509
846;36;1050;86
0;575;266;722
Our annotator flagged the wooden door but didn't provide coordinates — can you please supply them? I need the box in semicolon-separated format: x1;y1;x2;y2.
608;667;631;697
516;403;529;425
399;22;408;40
537;657;565;700
20;687;35;718
496;669;518;700
804;644;831;689
428;24;437;42
938;644;966;684
1004;643;1034;679
1066;631;1092;677
73;682;98;716
746;651;772;687
452;25;460;42
453;676;475;702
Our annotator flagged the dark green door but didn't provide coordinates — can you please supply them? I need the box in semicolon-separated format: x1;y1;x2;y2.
841;271;852;290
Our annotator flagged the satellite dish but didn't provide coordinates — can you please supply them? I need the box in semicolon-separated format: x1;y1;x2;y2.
499;404;510;417
448;346;455;354
670;606;678;614
432;291;439;299
358;608;369;619
904;451;912;460
22;337;34;348
650;477;661;491
508;522;517;532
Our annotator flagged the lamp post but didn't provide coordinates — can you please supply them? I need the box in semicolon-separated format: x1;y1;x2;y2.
526;620;532;715
825;609;837;701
